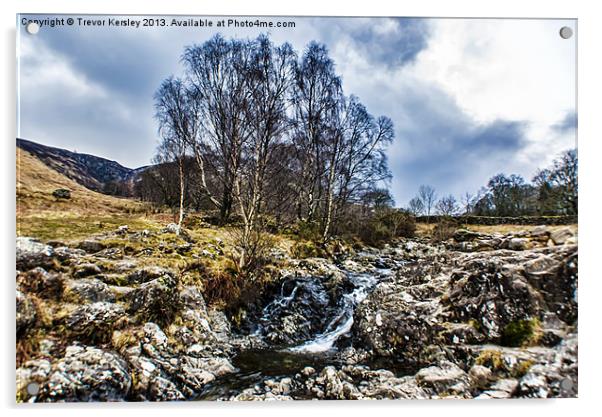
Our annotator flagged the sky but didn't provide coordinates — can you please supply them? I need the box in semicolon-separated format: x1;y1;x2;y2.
17;15;577;206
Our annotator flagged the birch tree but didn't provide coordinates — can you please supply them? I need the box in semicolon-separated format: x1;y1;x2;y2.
154;77;198;234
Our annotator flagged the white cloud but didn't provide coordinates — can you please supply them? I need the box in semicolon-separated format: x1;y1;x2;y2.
17;17;576;204
321;18;576;203
19;35;108;101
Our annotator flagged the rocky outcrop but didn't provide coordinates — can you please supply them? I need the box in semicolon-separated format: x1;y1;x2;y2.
126;273;179;325
66;302;126;343
17;237;54;270
34;345;132;402
15;226;578;401
64;278;116;303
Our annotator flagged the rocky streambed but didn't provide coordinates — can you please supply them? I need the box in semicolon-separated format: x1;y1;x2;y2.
16;225;578;401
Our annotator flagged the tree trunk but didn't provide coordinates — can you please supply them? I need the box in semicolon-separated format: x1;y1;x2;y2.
176;158;185;235
322;164;336;243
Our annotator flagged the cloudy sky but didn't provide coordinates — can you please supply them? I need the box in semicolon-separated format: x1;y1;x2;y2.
17;15;576;206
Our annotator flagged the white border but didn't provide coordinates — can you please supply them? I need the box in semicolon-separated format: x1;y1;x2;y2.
2;1;600;416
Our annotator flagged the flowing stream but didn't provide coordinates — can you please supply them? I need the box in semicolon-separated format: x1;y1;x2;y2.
288;272;379;353
198;260;396;399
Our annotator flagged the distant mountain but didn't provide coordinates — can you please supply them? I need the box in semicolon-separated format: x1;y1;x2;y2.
16;138;148;195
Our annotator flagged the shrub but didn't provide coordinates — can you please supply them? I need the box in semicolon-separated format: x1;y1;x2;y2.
501;318;542;347
227;227;277;275
296;220;322;241
358;219;392;247
202;263;241;308
380;209;416;238
475;349;505;372
354;209;416;247
432;217;458;242
291;240;328;259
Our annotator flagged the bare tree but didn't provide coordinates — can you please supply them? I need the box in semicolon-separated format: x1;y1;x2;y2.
152;34;395;254
323;96;394;242
154;77;196;234
408;197;424;215
550;149;578;214
461;192;475;215
291;42;342;224
232;36;296;269
436;194;459;216
418;185;437;218
183;35;254;223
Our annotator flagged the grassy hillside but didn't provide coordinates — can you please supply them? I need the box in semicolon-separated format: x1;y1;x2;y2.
17;138;138;193
16;148;157;241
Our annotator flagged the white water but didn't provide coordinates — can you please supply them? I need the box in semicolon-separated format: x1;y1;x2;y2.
288;272;380;353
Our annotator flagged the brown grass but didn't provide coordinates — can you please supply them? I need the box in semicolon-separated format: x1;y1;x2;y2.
16;148;164;241
415;222;577;238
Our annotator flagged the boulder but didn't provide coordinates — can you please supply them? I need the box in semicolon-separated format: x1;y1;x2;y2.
39;345;131;401
126;266;174;285
77;240;106;253
508;238;530;251
16;359;52;401
529;226;550;241
53;246;85;263
52;188;71;199
116;225;129;235
550;228;575;245
475;378;518;399
73;263;102;278
177;356;236;394
353;282;438;368
164;223;180;234
64;278;116;303
468;365;493;388
16;237;54;270
127;274;179;324
143;322;169;350
147;377;185;401
415;361;471;397
67;302;125;341
446;257;545;341
453;229;483;242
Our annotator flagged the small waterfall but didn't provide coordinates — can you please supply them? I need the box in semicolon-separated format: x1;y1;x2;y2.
289;272;378;353
250;260;391;352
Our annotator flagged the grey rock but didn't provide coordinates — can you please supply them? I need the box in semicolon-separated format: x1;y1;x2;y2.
67;302;125;336
468;365;493;388
16;359;52;400
39;345;131;401
415;361;471;396
116;225;129;235
64;278;116;303
52;188;71;199
77;240;106;253
550;228;575;245
164;223;180;234
17;267;64;298
73;263;102;278
148;376;184;401
508;238;530;251
53;246;86;263
126;266;174;285
17;237;54;270
127;274;178;324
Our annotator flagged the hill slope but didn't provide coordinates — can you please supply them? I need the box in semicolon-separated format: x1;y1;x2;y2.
17;138;145;194
16;147;153;240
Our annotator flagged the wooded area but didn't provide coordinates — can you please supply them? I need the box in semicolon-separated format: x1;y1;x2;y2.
138;35;395;269
136;34;577;271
